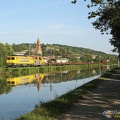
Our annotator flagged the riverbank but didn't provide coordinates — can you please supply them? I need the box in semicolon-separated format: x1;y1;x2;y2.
56;67;120;120
0;64;100;76
17;67;120;120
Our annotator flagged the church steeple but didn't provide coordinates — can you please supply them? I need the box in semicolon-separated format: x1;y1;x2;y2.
35;38;42;55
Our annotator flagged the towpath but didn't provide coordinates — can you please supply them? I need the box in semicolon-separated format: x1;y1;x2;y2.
56;69;120;120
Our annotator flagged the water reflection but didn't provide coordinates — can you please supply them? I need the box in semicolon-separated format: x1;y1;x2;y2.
0;76;12;95
0;66;109;96
43;69;98;83
0;65;117;120
41;69;100;92
7;74;44;91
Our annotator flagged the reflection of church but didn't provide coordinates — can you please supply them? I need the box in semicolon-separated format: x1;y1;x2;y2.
34;38;42;55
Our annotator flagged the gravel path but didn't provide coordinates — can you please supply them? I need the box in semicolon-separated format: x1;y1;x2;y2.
56;69;120;120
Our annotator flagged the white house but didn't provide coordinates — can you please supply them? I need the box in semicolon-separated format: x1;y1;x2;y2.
56;58;69;63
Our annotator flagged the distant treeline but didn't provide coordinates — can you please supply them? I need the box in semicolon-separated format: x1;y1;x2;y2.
0;42;118;67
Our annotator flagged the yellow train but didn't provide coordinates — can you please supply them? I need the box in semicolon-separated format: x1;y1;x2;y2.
6;55;45;67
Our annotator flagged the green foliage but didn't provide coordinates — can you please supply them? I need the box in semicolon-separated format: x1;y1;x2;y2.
5;43;14;55
71;0;77;4
72;0;120;56
89;0;120;56
0;41;118;67
52;44;107;56
12;43;32;52
0;42;14;66
11;43;118;63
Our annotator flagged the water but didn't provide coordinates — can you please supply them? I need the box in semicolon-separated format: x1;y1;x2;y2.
0;66;111;119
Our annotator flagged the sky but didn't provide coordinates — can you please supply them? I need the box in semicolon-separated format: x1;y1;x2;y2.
0;0;118;55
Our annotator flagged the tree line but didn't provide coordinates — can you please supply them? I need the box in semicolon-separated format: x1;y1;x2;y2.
0;42;118;67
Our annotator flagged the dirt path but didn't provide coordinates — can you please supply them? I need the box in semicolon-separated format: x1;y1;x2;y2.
56;69;120;120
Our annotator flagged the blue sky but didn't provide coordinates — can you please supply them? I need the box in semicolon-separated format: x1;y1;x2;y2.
0;0;117;55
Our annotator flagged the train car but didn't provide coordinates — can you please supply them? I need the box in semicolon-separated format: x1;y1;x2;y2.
6;56;34;67
6;55;45;67
33;56;45;66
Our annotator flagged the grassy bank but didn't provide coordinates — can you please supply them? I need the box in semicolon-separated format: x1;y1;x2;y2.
16;67;119;120
0;64;100;76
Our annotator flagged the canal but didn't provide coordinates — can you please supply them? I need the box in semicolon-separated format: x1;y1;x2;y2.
0;65;112;119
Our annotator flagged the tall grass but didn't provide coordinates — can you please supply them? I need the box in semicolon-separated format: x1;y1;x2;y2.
1;64;100;76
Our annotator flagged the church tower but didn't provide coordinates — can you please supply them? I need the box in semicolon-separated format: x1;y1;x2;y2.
35;38;42;55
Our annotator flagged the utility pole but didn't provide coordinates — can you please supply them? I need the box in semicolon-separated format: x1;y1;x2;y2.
29;45;31;55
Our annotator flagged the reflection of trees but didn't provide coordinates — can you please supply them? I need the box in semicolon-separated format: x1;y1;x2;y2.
42;68;97;83
0;78;12;95
42;66;112;83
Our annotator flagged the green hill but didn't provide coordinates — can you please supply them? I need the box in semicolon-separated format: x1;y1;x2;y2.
12;43;117;63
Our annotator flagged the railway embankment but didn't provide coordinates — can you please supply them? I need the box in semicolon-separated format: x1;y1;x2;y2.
17;67;120;120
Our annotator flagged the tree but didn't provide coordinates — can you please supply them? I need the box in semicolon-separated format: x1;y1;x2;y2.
0;42;14;66
0;43;7;66
72;0;120;57
5;43;14;55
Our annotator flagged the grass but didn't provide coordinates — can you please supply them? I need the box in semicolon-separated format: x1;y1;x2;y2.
17;76;103;120
1;64;101;76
